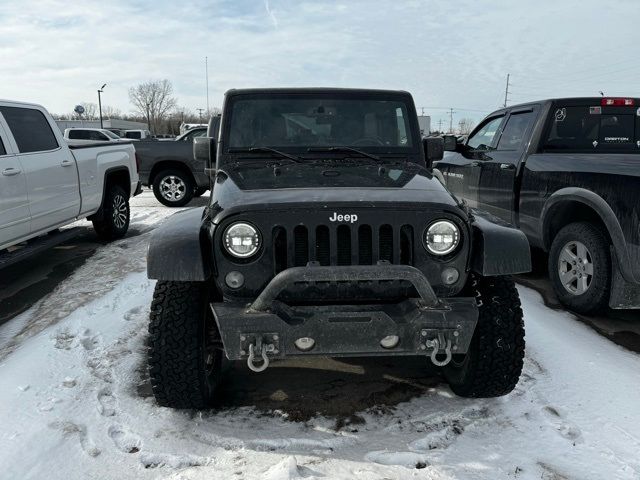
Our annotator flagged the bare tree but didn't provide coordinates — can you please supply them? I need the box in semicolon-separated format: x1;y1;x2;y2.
80;102;98;119
129;79;177;133
457;118;475;135
101;105;122;119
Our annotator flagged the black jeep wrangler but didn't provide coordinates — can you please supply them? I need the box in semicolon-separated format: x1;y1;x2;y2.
146;88;531;409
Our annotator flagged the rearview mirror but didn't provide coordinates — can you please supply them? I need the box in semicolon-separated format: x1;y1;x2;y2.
423;137;444;167
442;135;458;151
194;137;217;176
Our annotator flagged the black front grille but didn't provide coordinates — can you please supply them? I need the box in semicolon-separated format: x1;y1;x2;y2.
274;223;414;273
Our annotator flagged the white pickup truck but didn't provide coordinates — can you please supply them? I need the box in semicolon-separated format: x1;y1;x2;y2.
0;100;140;266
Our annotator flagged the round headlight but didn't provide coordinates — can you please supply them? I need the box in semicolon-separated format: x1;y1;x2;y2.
424;220;460;255
223;222;261;258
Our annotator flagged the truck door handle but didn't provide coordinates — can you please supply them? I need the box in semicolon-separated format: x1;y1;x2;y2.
500;163;515;170
61;160;74;167
2;167;21;176
470;161;481;167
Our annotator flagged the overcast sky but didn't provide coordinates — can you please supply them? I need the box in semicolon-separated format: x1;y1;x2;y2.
2;0;639;129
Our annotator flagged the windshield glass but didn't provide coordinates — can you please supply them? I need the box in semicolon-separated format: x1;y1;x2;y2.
103;130;121;139
226;95;415;152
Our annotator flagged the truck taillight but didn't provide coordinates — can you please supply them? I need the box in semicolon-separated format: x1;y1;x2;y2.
135;152;140;173
601;98;635;106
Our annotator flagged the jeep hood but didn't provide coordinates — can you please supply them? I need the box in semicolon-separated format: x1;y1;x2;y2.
210;162;462;222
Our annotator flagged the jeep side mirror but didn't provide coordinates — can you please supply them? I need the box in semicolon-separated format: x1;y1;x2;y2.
423;137;444;167
194;137;217;176
442;135;458;152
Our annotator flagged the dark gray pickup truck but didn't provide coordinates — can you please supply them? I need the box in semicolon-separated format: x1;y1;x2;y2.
435;97;640;313
136;119;220;207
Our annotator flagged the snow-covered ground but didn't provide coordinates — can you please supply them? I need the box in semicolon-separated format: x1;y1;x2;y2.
1;191;639;480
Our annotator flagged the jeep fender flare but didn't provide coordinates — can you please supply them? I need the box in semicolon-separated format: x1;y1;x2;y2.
147;207;211;281
540;188;636;283
470;210;531;276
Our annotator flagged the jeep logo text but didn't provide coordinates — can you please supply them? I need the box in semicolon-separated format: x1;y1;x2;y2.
329;212;358;223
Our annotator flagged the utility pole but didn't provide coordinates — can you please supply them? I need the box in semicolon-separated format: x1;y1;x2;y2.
205;56;210;115
197;108;205;124
448;108;455;133
437;119;443;133
503;73;511;107
146;103;151;132
97;83;106;129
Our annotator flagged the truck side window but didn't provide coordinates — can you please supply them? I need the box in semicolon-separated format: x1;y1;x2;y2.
89;131;106;141
0;106;59;153
496;111;536;150
467;116;504;151
0;137;5;156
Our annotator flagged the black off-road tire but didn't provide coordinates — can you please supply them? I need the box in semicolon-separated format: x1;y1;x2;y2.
444;276;525;398
152;168;194;207
193;186;208;197
548;222;611;314
148;281;222;409
92;184;129;240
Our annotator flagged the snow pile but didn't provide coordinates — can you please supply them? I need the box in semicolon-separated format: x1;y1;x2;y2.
0;199;639;479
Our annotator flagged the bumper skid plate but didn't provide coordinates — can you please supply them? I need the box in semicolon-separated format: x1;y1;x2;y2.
211;265;478;364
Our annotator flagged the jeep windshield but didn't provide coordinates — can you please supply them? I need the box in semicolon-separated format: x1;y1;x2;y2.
224;93;417;162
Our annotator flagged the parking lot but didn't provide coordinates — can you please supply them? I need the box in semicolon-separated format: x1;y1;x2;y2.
0;190;638;480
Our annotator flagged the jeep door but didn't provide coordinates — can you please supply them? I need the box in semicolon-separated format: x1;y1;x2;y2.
0;106;81;234
476;107;539;224
436;114;506;208
0;120;30;248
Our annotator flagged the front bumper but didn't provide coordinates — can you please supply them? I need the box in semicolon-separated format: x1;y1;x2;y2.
211;265;478;361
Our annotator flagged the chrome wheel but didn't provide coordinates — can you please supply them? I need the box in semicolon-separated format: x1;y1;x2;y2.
111;194;128;229
558;240;594;295
159;175;187;202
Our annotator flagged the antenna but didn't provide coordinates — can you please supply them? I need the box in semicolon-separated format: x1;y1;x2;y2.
503;73;511;107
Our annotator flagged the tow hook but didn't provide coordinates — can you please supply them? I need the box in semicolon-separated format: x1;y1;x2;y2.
241;334;279;373
247;343;270;372
423;331;453;367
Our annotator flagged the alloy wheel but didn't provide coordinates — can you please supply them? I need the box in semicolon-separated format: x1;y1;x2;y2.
558;240;594;295
160;175;187;202
112;194;128;229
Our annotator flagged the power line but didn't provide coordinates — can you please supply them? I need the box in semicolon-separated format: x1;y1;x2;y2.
420;106;490;113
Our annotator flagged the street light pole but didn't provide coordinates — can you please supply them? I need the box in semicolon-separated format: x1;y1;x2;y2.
97;83;106;129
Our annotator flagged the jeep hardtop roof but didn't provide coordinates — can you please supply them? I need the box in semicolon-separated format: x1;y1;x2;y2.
223;87;413;98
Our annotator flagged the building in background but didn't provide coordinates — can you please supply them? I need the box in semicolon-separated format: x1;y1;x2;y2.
55;118;148;134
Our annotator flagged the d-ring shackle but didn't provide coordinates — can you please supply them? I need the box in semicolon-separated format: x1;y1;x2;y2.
428;337;452;367
247;343;270;372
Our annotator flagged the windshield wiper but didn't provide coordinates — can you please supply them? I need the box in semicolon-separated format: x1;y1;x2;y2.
307;146;380;161
229;147;301;162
